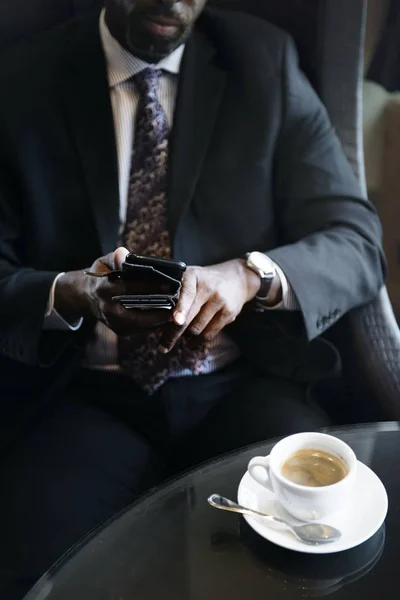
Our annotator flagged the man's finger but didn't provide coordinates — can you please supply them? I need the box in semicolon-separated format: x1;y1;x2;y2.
160;295;204;352
173;270;198;326
159;304;197;351
114;247;130;270
201;309;235;341
158;322;186;353
93;253;115;273
187;301;222;336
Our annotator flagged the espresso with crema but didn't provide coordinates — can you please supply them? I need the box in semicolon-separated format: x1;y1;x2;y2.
281;449;348;487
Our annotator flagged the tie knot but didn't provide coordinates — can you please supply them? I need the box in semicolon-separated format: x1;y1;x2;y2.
135;68;162;96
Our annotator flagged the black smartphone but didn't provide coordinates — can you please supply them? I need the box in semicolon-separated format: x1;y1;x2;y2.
112;254;187;310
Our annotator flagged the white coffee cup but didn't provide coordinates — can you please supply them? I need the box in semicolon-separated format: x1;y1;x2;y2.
248;432;357;521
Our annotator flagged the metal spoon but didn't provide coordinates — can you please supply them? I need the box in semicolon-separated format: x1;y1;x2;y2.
208;494;342;545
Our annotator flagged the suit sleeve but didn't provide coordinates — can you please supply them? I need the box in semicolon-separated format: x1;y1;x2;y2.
267;36;386;341
0;163;65;365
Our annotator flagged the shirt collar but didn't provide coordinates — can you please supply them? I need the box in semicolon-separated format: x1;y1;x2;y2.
99;8;185;88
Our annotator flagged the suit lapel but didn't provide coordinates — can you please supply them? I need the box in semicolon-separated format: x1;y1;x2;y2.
168;27;227;241
58;15;120;256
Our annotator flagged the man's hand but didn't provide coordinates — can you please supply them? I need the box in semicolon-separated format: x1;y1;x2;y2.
159;259;265;353
54;247;172;335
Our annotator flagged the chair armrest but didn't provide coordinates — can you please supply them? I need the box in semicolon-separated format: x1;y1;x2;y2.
348;288;400;419
380;98;400;318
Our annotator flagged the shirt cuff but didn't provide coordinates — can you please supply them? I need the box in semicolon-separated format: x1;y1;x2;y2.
257;260;299;311
44;273;83;331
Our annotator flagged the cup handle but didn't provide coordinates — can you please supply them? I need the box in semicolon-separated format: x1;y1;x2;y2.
248;456;273;493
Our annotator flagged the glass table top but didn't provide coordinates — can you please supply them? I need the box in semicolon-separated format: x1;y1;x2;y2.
25;422;400;600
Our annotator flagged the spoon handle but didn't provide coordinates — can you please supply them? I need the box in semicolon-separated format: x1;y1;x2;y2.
208;494;287;526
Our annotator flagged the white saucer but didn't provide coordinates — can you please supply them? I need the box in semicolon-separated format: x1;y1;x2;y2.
237;460;388;554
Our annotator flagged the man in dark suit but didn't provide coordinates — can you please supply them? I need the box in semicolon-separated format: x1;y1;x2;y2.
0;0;385;596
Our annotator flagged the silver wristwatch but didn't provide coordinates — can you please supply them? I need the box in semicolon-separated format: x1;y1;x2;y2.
245;251;276;300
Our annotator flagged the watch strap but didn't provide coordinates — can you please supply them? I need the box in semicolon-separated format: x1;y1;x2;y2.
245;252;276;300
256;276;274;300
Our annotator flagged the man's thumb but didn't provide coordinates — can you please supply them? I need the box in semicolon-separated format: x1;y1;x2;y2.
114;247;130;270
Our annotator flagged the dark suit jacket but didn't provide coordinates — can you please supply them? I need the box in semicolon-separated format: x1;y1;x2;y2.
0;8;385;404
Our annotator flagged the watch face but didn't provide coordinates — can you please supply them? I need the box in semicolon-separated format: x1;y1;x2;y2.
249;252;275;278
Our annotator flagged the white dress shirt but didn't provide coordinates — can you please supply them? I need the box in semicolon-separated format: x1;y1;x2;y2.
45;10;298;375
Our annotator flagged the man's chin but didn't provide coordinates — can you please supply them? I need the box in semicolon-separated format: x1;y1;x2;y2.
127;40;179;62
125;20;190;62
126;35;181;62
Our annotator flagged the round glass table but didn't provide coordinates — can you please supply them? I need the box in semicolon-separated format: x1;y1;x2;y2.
25;423;400;600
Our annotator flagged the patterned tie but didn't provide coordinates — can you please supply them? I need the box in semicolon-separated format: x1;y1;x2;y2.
119;68;208;394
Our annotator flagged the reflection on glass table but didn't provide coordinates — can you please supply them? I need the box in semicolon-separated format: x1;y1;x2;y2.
241;521;385;597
